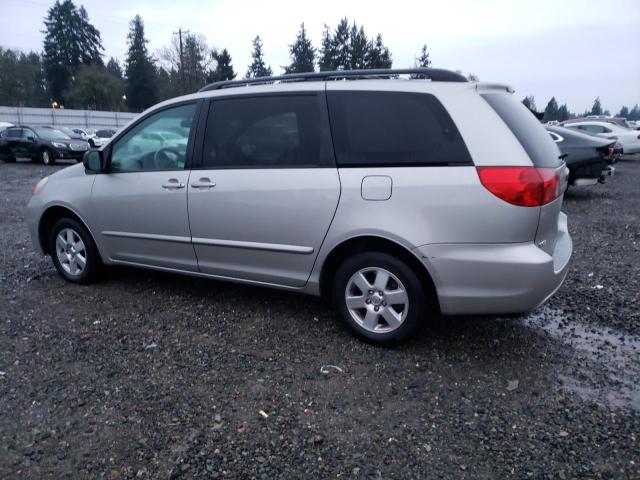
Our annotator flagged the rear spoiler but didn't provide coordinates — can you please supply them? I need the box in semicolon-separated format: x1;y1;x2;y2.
475;82;515;94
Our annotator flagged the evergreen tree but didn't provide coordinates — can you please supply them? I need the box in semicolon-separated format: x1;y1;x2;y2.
603;109;611;116
522;96;536;111
349;23;369;69
42;0;104;102
124;15;158;112
64;64;124;110
182;34;209;92
285;23;315;73
332;18;351;70
590;97;603;116
467;73;479;81
156;66;181;101
365;34;392;68
618;106;630;118
107;57;123;79
415;44;431;68
557;103;570;122
629;105;640;121
543;97;559;122
246;36;272;78
0;48;49;107
208;48;236;82
318;25;336;71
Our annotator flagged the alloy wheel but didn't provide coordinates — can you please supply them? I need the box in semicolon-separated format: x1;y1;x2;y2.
55;228;87;276
344;267;409;333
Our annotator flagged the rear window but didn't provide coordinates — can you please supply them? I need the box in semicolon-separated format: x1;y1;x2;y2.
482;93;561;168
327;91;472;167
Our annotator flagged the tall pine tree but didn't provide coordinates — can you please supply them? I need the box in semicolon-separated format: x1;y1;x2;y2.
522;96;536;112
285;23;315;73
366;34;392;69
349;23;369;69
543;97;559;122
318;25;336;71
124;15;158;112
246;36;272;78
208;48;236;82
590;97;603;116
42;0;103;102
415;44;431;68
331;18;351;70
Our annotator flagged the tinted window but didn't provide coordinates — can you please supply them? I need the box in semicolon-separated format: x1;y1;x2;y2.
202;95;331;168
482;93;561;168
5;128;21;138
110;103;196;172
327;91;472;167
21;129;36;139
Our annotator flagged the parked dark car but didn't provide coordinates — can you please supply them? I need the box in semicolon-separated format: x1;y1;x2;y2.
546;125;615;186
0;126;89;165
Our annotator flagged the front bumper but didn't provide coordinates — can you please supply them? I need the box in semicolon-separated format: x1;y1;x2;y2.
53;148;86;160
414;212;572;315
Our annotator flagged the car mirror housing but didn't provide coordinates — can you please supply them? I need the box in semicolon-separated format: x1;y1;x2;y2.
82;150;106;173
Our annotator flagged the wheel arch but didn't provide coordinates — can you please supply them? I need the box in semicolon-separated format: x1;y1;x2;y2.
38;205;102;260
318;235;440;314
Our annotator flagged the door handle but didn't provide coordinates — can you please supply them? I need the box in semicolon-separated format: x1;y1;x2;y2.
162;178;185;189
190;177;216;189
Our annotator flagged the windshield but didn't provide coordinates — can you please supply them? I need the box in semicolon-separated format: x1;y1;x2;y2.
35;128;71;140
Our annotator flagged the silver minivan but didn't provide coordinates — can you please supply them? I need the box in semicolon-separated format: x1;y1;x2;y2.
27;68;572;345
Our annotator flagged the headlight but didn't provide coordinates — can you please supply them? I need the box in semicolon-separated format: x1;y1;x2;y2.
33;176;49;195
52;142;67;148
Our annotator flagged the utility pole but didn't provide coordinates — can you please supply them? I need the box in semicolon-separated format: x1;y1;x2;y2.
173;28;189;95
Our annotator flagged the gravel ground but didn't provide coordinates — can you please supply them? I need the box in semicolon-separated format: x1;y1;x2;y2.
1;158;639;479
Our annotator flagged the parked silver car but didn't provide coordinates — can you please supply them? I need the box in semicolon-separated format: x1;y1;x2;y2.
26;68;572;345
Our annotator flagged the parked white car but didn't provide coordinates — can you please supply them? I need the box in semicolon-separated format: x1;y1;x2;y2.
564;121;640;154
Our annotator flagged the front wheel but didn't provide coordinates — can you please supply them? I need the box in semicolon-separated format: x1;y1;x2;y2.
41;149;55;165
48;218;101;284
332;252;427;345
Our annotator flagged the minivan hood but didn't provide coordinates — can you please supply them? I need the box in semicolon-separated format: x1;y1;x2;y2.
48;162;86;180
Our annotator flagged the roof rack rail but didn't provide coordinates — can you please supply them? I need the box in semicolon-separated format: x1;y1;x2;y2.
199;68;468;92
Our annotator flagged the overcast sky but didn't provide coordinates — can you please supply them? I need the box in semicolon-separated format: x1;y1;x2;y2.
1;0;639;113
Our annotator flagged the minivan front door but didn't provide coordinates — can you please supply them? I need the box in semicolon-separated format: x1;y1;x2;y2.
92;102;199;271
188;93;339;287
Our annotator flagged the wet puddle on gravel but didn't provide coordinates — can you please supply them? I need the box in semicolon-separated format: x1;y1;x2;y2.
522;307;640;410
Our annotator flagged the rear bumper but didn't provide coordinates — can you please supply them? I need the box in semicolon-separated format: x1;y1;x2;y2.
414;212;572;315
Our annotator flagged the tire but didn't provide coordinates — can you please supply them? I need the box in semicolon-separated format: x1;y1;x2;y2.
41;148;55;165
332;252;427;346
48;217;101;284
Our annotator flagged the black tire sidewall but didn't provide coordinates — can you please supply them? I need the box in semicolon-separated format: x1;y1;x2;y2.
48;218;100;284
332;252;426;346
42;148;55;165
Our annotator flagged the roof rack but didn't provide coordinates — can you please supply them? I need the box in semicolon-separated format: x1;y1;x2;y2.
199;68;468;92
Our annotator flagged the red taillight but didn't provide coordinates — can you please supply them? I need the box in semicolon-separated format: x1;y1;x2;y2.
476;166;561;207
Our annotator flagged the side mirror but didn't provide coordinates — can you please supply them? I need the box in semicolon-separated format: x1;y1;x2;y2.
27;135;36;142
82;149;106;173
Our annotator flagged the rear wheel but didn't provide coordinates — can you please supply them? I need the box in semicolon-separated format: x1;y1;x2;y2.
41;149;55;165
332;252;426;345
48;218;101;284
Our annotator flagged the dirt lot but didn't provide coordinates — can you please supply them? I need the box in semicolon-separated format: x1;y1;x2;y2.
1;158;639;479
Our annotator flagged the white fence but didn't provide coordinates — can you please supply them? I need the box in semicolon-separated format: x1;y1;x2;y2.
0;106;138;130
